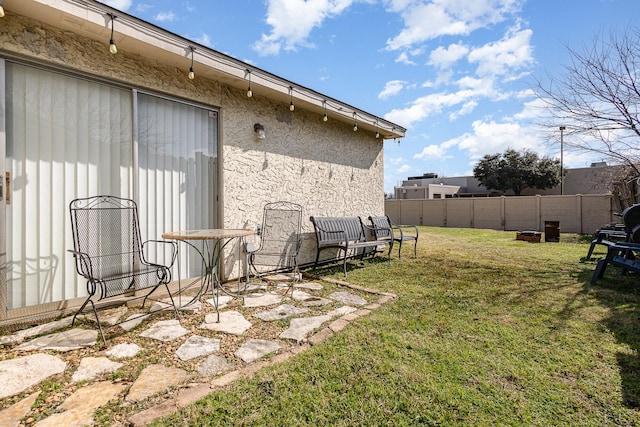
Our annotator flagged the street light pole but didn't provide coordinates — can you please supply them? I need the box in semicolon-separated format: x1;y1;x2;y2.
559;126;565;195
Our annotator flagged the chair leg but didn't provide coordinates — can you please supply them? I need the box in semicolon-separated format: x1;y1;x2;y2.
163;283;179;319
72;295;92;327
589;258;608;286
586;239;598;260
248;252;265;285
88;299;106;345
590;247;619;286
289;258;299;296
343;251;349;277
397;239;402;260
74;296;106;345
413;239;417;258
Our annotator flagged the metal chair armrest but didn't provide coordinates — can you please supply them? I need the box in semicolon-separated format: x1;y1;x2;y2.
363;222;392;240
142;239;178;268
67;249;94;279
390;222;418;239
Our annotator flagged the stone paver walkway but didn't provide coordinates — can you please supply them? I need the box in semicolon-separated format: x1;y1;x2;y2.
0;274;396;426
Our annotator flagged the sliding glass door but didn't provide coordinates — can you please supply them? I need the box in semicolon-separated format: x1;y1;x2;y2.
1;62;218;320
3;62;133;316
136;92;218;277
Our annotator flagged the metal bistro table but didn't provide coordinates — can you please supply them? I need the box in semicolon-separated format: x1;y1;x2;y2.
161;228;255;321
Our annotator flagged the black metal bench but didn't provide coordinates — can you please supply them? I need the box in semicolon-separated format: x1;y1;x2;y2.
69;195;178;344
590;204;640;285
586;204;640;260
368;215;418;260
309;216;393;276
585;228;629;260
589;242;640;285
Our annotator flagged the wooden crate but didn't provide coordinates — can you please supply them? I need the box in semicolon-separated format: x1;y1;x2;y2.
516;231;541;243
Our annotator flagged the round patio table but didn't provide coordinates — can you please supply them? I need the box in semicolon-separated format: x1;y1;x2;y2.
162;228;255;320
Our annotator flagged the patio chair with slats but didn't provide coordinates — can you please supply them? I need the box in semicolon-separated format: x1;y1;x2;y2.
368;215;419;260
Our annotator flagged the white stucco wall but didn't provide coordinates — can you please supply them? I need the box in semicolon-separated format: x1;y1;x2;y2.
220;88;385;266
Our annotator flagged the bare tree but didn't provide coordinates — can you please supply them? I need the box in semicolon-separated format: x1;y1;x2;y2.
535;27;640;177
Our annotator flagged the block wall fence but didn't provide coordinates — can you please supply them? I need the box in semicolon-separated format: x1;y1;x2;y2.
385;194;617;234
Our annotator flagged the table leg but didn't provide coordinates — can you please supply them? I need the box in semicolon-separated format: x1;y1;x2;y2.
171;240;214;310
170;235;249;323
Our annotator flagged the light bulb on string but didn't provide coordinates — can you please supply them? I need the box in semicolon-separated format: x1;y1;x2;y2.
353;113;358;132
246;70;253;97
289;87;295;111
323;100;328;122
188;46;195;80
108;13;117;54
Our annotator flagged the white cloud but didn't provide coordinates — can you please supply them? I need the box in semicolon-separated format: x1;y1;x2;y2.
413;144;447;160
319;67;330;81
397;164;413;173
455;75;494;94
253;36;283;56
193;33;212;48
516;88;536;99
253;0;354;56
429;42;469;68
468;25;534;76
383;22;533;129
379;80;406;99
448;100;478;120
135;3;153;13
386;0;523;51
395;52;417;65
443;119;541;159
384;89;480;128
155;11;177;22
434;69;454;85
388;156;406;165
510;97;546;121
103;0;132;11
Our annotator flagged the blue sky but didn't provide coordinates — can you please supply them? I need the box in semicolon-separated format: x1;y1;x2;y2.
104;0;640;194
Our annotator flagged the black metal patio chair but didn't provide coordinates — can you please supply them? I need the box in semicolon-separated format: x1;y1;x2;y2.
69;195;178;344
247;201;303;290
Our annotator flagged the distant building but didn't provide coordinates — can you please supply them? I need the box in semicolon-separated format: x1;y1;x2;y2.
393;163;620;199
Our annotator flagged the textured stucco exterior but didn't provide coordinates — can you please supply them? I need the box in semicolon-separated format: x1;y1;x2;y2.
0;13;386;276
221;90;385;267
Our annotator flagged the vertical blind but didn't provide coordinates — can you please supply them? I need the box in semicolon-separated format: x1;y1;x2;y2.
136;93;218;278
4;64;218;310
5;63;132;308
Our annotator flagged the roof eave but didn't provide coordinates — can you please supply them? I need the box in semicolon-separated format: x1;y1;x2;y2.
5;0;406;140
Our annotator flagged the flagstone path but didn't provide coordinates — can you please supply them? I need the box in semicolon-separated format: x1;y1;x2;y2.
0;274;396;426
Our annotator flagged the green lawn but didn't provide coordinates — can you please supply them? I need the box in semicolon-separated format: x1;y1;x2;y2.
152;227;640;426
